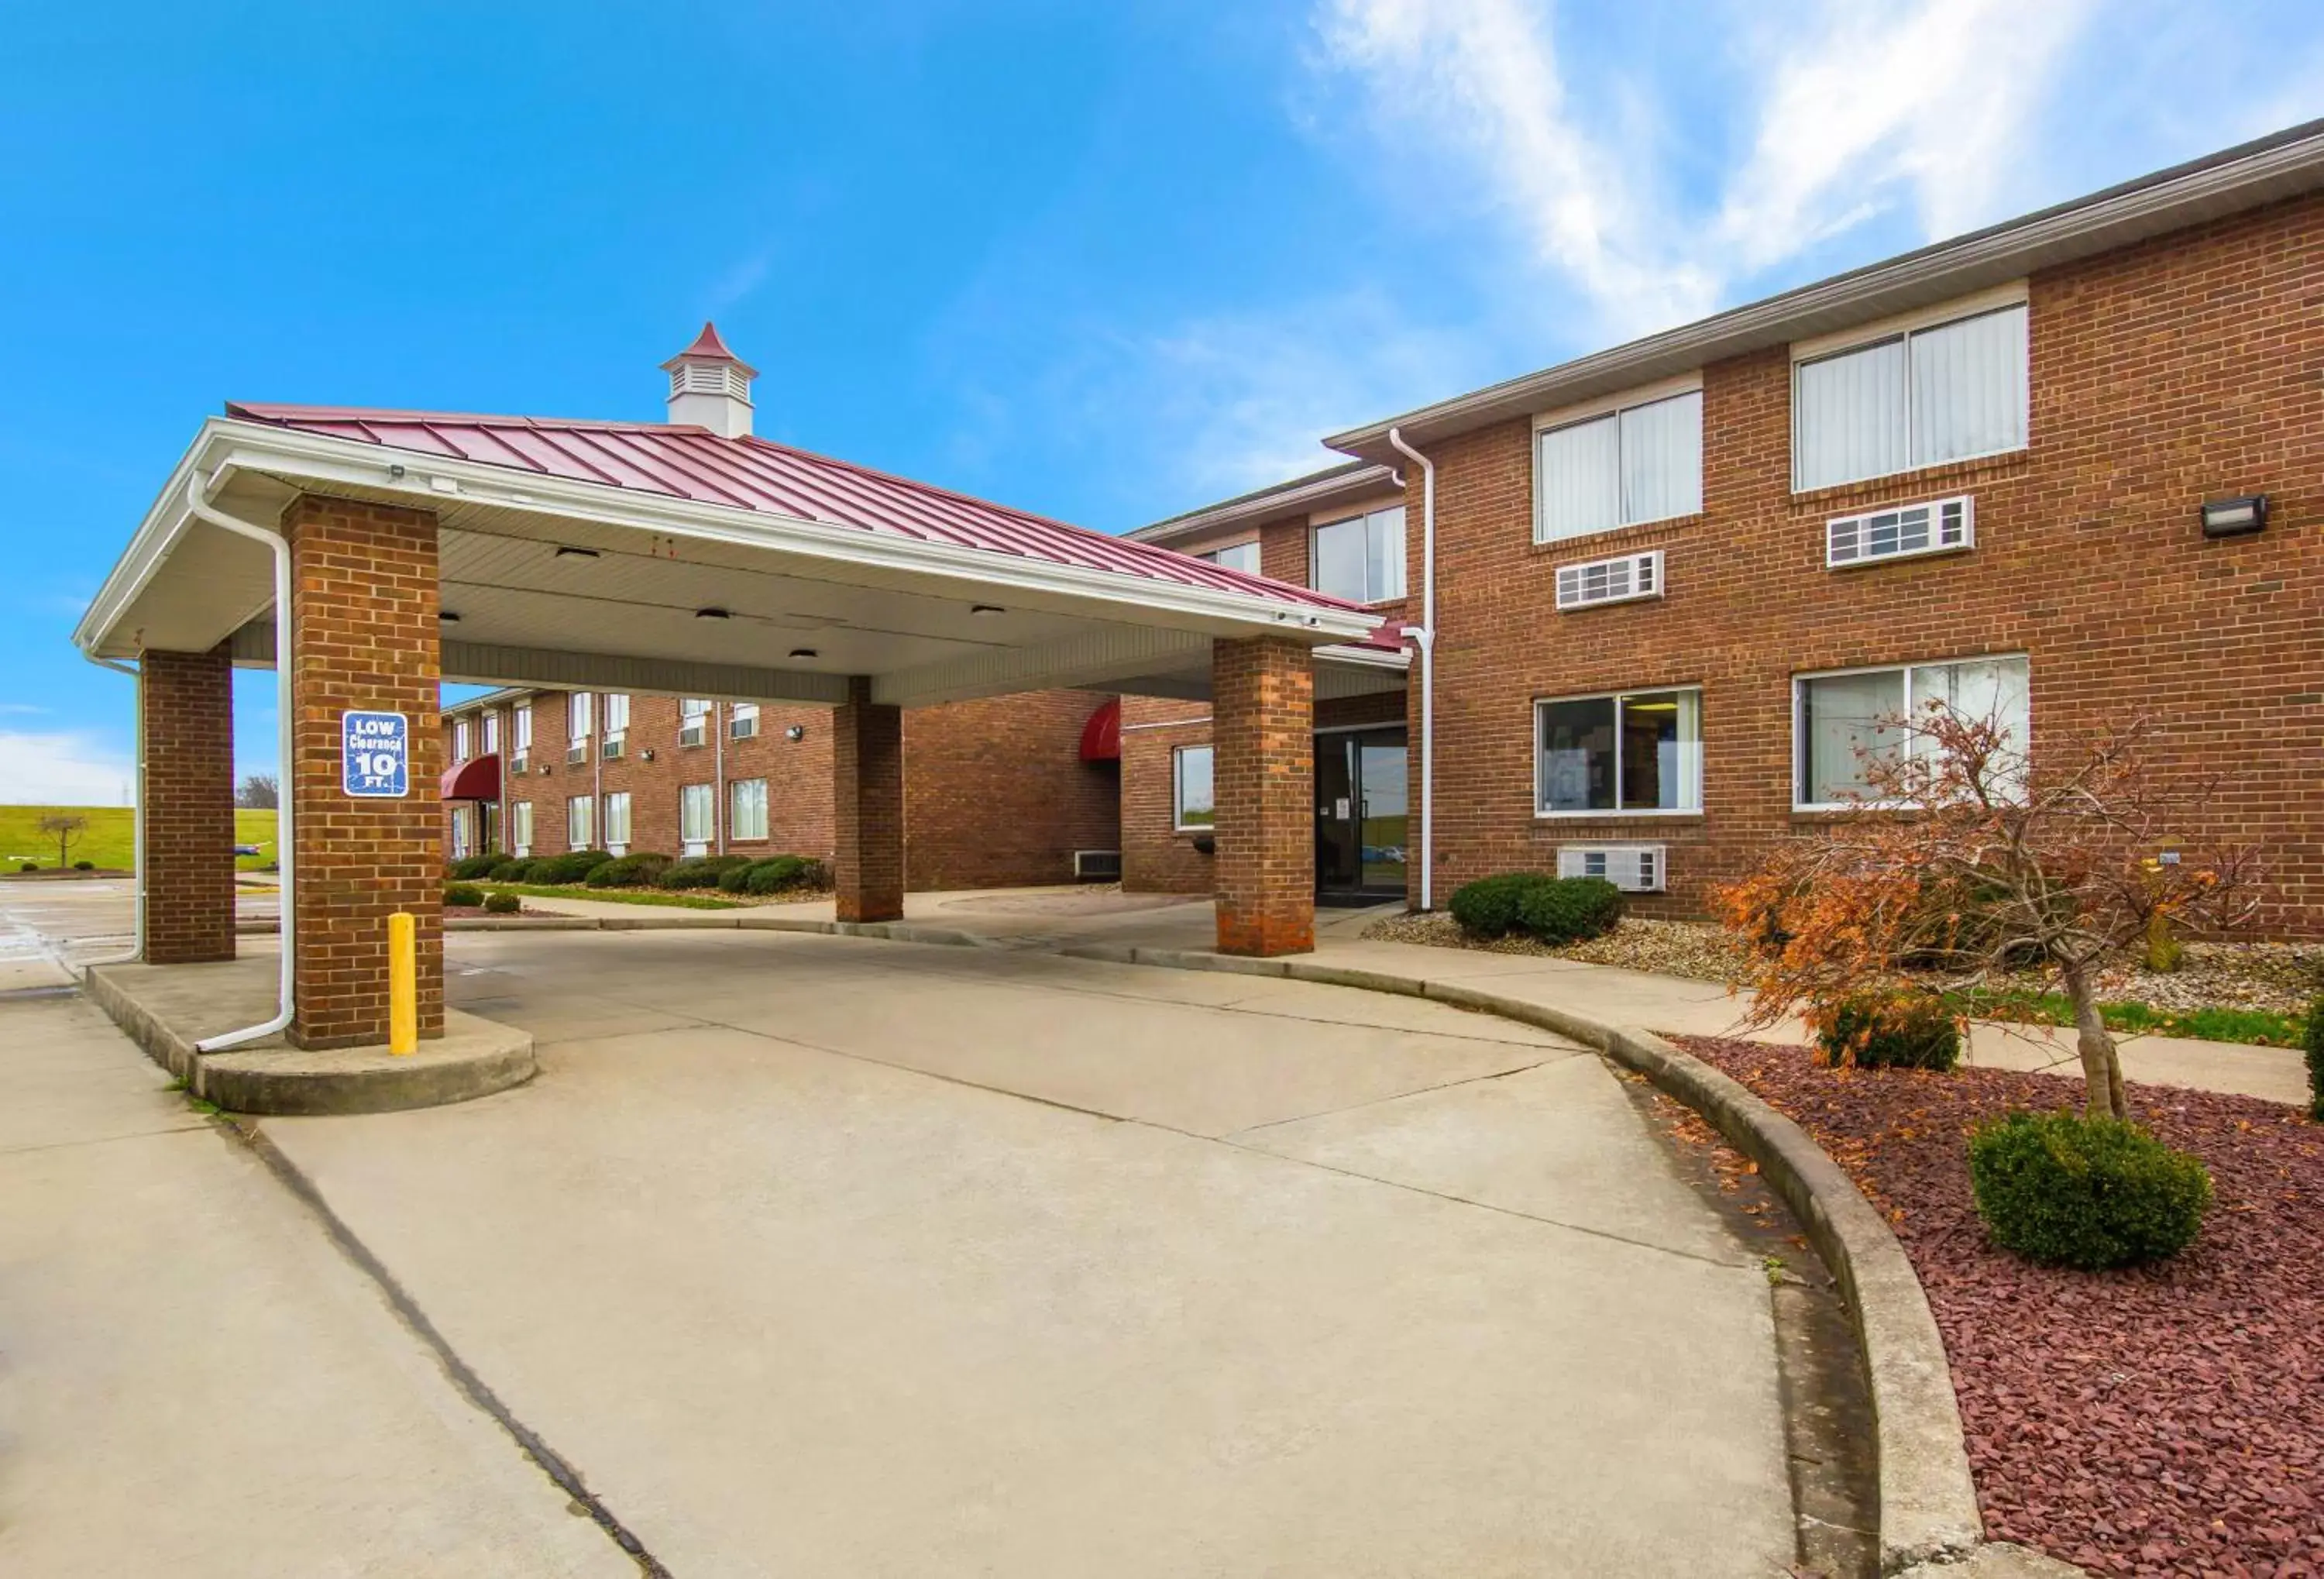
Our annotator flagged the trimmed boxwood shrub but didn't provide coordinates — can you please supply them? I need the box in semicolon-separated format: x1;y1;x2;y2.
586;851;673;889
529;850;614;886
19;862;37;873
744;855;818;895
1967;1110;2212;1269
717;860;759;894
1515;876;1624;944
1813;990;1963;1072
1448;872;1557;938
449;854;503;880
483;891;521;915
665;855;751;890
486;858;528;882
73;859;95;872
444;882;485;907
2304;991;2323;1122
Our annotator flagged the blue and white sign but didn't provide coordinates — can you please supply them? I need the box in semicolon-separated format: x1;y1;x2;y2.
342;710;411;798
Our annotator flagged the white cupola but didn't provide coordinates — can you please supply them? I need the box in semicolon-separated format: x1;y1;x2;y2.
661;322;757;439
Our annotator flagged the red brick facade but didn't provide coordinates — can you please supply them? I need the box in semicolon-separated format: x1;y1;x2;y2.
139;642;237;965
833;677;905;923
285;496;445;1048
1211;636;1315;955
902;690;1120;889
1415;191;2324;931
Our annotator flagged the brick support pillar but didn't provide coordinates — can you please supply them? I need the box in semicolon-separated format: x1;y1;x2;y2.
139;643;237;965
833;676;905;924
284;496;443;1049
1212;636;1314;956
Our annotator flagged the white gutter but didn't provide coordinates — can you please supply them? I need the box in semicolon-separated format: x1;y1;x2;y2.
183;473;296;1054
1387;428;1436;912
80;653;144;966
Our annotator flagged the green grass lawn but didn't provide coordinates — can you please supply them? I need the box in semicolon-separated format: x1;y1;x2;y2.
1948;986;2305;1048
0;804;278;872
473;882;741;910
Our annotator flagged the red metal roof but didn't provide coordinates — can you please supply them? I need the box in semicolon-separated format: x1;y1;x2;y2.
223;401;1380;628
661;322;756;377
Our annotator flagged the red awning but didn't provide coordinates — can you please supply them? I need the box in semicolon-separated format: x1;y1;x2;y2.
441;752;501;801
1078;699;1121;762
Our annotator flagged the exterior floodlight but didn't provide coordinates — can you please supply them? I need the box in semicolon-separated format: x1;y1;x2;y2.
2200;495;2267;538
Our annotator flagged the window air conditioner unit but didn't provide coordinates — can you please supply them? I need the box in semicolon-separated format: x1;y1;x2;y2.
1827;495;1972;568
1555;549;1662;611
600;735;625;761
1073;849;1122;882
730;714;759;740
510;753;528;776
1556;844;1666;893
565;744;587;766
679;722;706;748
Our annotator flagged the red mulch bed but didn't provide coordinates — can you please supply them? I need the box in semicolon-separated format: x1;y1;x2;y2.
1676;1037;2323;1577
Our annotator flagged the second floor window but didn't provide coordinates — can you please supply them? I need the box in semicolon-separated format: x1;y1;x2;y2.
1794;302;2027;492
1312;507;1405;604
1199;541;1261;575
679;698;711;748
603;693;631;739
452;719;470;761
513;706;532;755
569;693;593;741
482;712;500;755
1535;387;1703;542
730;702;760;740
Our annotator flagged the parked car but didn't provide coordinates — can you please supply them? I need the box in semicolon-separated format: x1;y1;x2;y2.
233;843;262;857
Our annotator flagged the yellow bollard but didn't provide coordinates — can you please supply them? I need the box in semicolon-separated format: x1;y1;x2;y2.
387;910;417;1056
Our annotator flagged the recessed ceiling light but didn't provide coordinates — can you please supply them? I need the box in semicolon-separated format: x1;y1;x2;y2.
555;545;600;559
695;607;731;620
971;603;1006;616
788;648;818;660
439;611;461;622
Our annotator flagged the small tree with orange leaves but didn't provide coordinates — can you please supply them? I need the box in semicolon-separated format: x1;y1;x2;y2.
1716;706;2259;1120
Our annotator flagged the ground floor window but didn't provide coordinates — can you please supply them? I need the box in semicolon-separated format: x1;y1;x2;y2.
730;777;768;841
449;805;474;858
512;800;533;855
603;791;632;848
566;795;593;849
679;783;714;845
1536;689;1702;815
1173;745;1215;830
1795;655;2028;807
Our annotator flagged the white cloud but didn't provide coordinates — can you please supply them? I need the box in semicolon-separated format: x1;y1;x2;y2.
0;731;135;807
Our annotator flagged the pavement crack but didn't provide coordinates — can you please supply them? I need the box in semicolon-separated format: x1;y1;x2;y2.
227;1120;673;1577
1221;1058;1556;1137
0;1121;217;1158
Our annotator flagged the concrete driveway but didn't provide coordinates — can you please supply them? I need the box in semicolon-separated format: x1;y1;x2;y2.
250;929;1795;1577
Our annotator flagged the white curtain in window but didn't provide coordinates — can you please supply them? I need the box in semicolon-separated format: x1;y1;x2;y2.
512;801;533;852
1366;507;1407;601
569;694;592;740
604;693;630;734
1796;338;1906;490
679;784;714;843
1619;391;1703;525
730;779;768;841
603;793;631;845
514;707;532;751
1537;413;1621;540
1801;669;1906;803
1910;306;2027;467
567;796;593;848
1910;656;2029;739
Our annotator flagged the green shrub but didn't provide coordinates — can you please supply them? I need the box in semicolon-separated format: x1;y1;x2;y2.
487;858;528;882
1515;876;1624;944
1967;1110;2212;1269
586;851;673;889
18;862;36;873
717;859;758;894
665;855;751;890
444;882;485;907
449;854;503;880
744;855;814;895
483;891;521;915
1448;872;1556;938
529;850;614;886
73;859;95;872
2304;991;2323;1123
1814;990;1963;1072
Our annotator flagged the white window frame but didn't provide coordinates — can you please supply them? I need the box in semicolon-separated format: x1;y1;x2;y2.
730;701;760;740
1532;374;1704;544
511;800;533;856
1309;505;1406;605
452;718;470;762
679;783;715;845
569;692;593;741
602;693;630;751
1532;686;1704;820
1790;285;2029;494
679;697;711;748
1198;540;1262;576
513;705;532;754
1172;744;1215;831
729;777;769;842
1790;654;2031;812
566;794;594;850
603;791;631;850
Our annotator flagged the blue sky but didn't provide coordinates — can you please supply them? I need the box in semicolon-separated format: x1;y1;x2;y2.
4;0;2320;801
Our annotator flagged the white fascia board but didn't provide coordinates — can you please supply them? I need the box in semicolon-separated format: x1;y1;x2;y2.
1313;642;1411;672
78;419;1382;659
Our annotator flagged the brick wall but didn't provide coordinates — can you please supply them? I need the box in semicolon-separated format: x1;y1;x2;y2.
1212;636;1315;954
140;643;236;965
1120;697;1216;893
284;495;443;1048
833;678;904;922
902;689;1119;889
1418;191;2324;932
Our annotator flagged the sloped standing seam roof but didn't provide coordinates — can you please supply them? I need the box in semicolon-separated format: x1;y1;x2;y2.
223;403;1366;618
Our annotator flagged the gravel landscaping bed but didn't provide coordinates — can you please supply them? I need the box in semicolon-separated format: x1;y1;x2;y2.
1674;1036;2323;1577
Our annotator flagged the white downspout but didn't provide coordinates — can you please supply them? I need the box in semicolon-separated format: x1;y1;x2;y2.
184;472;297;1053
81;653;144;966
1387;427;1437;911
713;702;727;855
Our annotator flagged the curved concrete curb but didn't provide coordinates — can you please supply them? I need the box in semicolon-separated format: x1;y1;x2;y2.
84;965;537;1116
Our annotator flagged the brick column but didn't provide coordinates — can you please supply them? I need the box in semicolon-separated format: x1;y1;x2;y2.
139;643;237;965
1212;636;1314;956
833;676;904;924
284;496;443;1049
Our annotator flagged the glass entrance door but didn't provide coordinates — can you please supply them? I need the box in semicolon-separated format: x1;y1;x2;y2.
1315;726;1408;902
